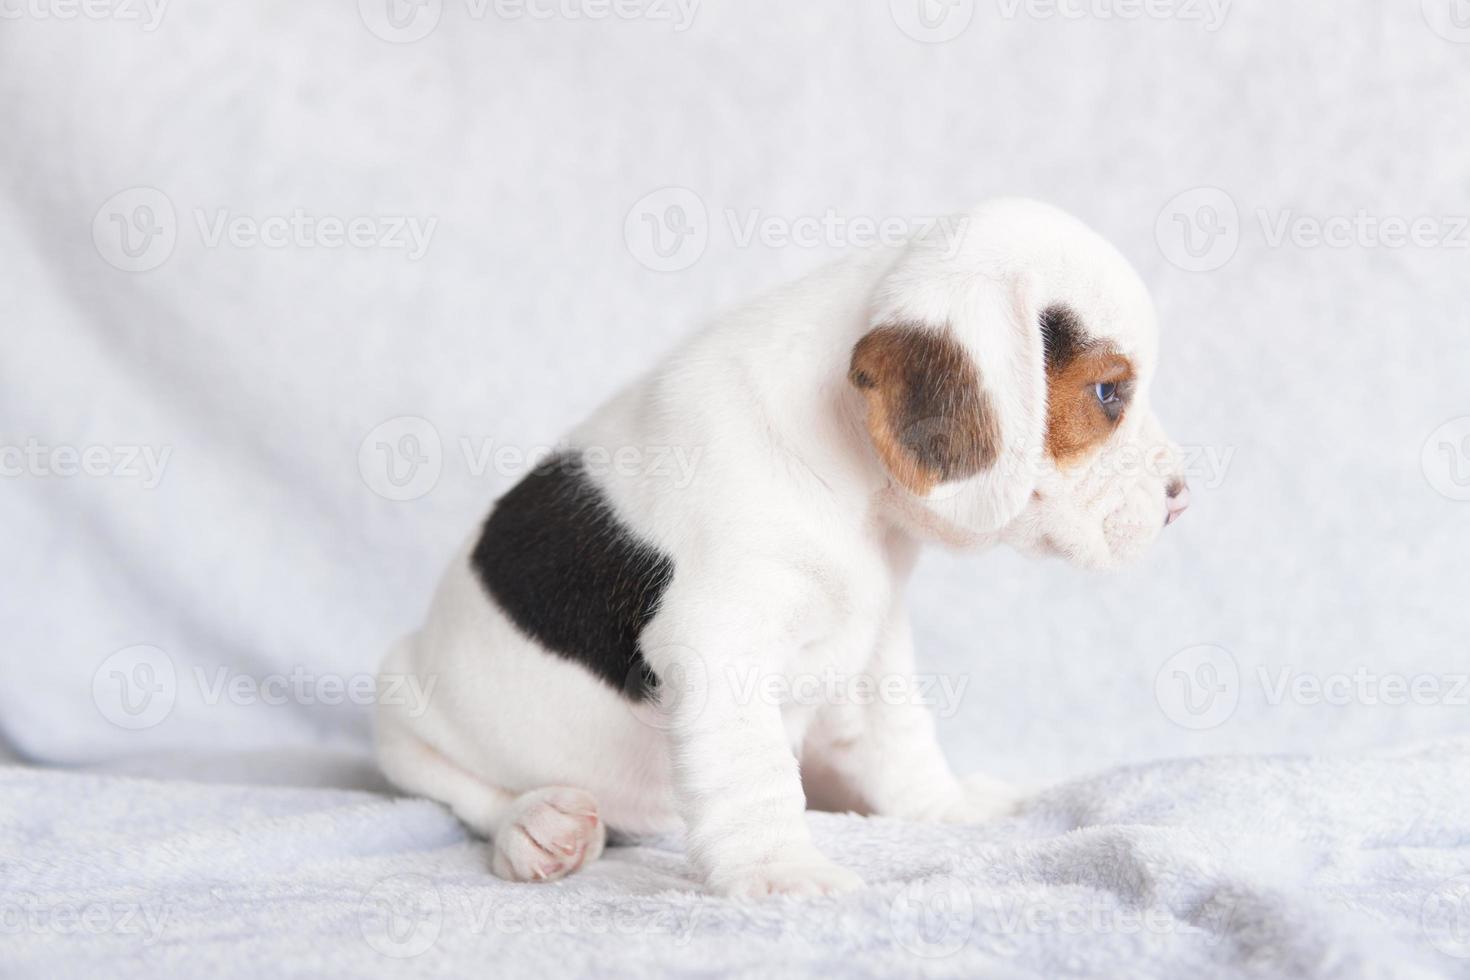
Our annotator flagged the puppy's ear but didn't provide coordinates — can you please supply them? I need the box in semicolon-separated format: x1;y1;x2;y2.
848;322;1000;494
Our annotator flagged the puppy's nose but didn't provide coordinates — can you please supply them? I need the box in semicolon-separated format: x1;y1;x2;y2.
1164;478;1190;527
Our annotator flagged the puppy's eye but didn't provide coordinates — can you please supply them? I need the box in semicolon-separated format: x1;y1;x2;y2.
1094;382;1125;422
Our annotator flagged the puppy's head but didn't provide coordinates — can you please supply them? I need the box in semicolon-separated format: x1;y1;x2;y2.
849;198;1187;568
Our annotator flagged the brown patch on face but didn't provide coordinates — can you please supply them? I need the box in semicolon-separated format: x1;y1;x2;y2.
1040;305;1135;466
849;322;999;494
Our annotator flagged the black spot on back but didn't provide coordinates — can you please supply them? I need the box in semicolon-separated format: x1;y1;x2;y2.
470;453;674;701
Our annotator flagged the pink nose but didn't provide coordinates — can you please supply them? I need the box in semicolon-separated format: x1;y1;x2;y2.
1165;479;1190;527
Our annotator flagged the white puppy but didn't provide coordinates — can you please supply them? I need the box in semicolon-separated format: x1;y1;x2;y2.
375;198;1189;897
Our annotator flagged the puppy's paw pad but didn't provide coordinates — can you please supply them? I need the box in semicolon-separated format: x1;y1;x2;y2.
490;787;605;883
715;857;863;899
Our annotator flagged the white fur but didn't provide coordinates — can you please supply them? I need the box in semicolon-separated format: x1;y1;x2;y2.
375;198;1185;897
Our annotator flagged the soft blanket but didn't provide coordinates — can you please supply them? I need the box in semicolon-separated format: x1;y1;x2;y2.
4;740;1468;979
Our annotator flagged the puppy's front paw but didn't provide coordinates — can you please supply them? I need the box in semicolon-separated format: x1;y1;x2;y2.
940;774;1028;824
711;852;863;899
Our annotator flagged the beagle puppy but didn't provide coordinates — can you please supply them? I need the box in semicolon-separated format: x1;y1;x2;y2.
375;198;1189;897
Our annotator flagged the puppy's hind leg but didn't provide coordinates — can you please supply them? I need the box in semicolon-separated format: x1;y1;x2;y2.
488;786;607;883
376;719;605;882
375;713;517;836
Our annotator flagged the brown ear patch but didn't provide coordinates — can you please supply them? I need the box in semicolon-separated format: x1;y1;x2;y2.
1040;306;1135;466
849;323;999;494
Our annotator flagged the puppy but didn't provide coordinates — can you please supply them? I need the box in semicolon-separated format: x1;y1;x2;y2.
375;198;1188;897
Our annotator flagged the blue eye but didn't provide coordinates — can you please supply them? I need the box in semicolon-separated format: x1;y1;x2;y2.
1094;382;1119;405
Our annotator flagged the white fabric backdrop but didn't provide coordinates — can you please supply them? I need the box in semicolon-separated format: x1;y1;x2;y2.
3;0;1468;785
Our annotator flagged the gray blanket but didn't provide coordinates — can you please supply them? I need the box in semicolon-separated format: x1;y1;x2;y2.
5;739;1468;979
